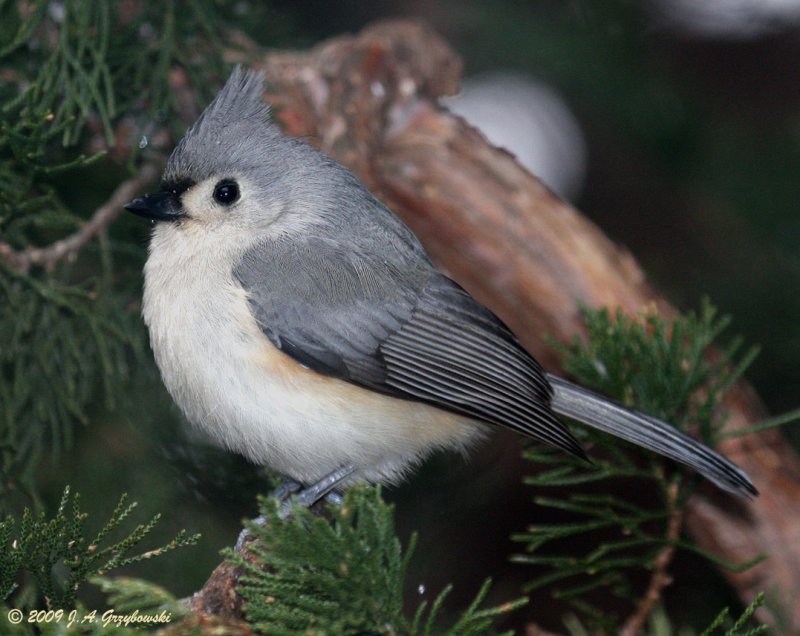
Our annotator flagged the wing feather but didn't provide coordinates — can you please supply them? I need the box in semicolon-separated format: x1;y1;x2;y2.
234;236;583;457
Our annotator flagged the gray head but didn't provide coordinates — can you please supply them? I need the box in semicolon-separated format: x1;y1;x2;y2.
126;65;363;240
124;64;428;274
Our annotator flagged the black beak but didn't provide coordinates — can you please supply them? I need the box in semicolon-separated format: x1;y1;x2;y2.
124;192;184;222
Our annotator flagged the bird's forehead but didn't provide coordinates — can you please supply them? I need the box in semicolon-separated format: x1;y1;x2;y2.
163;122;268;184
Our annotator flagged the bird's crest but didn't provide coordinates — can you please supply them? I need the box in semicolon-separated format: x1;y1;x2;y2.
164;65;274;183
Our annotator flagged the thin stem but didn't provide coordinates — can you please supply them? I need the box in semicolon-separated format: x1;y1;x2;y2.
620;481;684;636
0;161;160;273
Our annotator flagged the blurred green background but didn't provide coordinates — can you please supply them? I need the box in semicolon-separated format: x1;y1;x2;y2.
11;0;799;631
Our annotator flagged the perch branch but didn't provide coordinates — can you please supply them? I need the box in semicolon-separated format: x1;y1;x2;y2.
0;65;196;274
0;161;160;273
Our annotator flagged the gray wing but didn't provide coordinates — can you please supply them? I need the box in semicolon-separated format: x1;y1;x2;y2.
234;235;584;457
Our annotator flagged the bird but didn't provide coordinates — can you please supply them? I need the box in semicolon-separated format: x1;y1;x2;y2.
124;66;757;507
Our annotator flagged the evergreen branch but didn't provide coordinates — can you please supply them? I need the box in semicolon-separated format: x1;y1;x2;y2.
718;407;800;440
670;542;767;573
700;592;767;636
1;265;145;505
230;487;411;635
90;576;188;619
619;481;682;636
0;486;200;609
0;3;48;59
413;579;524;636
224;487;524;635
0;161;160;273
516;303;760;630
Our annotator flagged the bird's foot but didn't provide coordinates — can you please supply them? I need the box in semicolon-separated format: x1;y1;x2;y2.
235;465;356;550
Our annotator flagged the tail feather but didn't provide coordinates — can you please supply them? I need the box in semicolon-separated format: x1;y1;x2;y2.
546;374;758;498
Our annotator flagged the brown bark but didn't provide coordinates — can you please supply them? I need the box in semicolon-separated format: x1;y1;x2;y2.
195;21;800;629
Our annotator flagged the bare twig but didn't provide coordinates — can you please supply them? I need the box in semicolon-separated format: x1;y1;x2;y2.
0;161;161;273
621;481;684;636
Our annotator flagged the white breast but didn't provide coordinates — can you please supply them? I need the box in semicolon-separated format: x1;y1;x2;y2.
142;223;485;485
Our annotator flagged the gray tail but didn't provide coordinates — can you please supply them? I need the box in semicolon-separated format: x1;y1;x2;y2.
546;374;758;498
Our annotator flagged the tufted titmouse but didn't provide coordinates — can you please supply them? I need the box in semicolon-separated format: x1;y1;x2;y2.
125;67;756;502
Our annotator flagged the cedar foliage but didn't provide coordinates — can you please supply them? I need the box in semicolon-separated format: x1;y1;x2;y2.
514;304;763;632
231;487;527;636
0;0;237;511
0;0;256;615
0;486;199;609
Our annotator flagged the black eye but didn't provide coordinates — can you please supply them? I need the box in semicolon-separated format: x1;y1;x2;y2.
213;179;240;205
